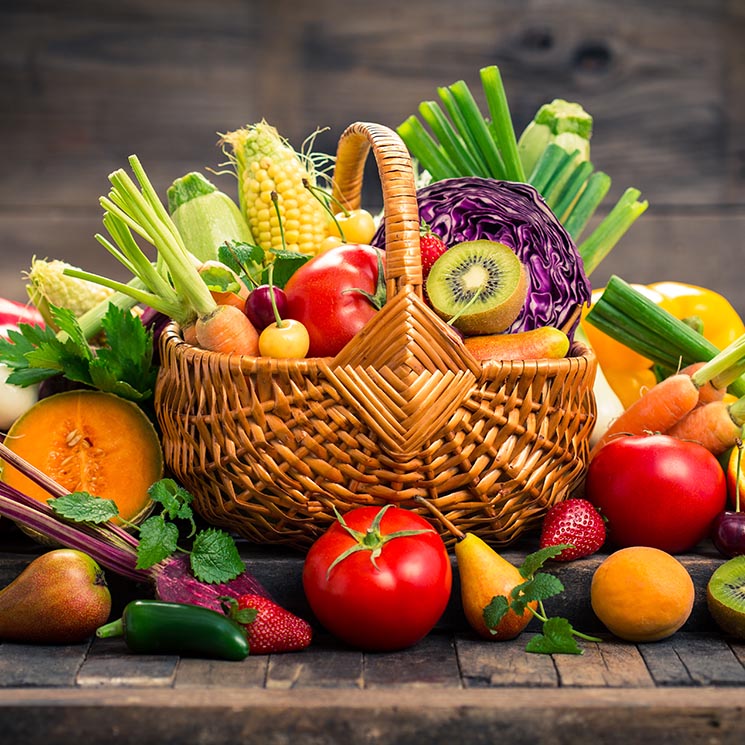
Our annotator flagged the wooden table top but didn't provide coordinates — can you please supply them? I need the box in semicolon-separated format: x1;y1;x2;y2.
1;530;744;744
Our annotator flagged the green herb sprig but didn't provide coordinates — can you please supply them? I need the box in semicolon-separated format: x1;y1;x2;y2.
483;545;602;655
49;479;244;584
0;302;156;402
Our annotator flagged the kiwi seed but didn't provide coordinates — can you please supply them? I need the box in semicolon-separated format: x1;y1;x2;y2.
425;240;528;335
706;555;745;638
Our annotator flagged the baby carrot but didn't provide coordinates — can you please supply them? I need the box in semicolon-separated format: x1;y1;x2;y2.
680;362;725;405
590;373;700;458
666;397;745;456
195;303;259;356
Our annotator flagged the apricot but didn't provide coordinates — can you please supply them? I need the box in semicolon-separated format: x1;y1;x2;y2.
590;546;694;642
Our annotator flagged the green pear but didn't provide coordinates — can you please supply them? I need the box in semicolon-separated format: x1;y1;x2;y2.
455;533;534;640
0;548;112;644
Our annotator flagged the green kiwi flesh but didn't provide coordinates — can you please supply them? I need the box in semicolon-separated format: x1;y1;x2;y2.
425;240;528;335
707;555;745;638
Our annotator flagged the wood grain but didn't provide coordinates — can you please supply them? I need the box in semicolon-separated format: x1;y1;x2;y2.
1;0;743;315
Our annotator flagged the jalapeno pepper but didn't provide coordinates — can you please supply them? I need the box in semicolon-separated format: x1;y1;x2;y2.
583;282;745;408
96;599;250;661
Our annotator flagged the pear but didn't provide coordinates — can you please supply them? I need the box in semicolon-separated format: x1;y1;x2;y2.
455;533;535;640
0;548;112;644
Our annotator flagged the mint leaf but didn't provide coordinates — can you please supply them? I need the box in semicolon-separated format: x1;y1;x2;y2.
49;492;120;523
136;515;179;569
510;573;565;616
519;545;572;579
525;617;584;655
483;594;511;632
218;241;264;285
190;528;245;584
148;478;194;522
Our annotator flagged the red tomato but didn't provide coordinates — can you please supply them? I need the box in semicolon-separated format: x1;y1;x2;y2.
284;244;385;358
302;505;452;651
585;434;727;553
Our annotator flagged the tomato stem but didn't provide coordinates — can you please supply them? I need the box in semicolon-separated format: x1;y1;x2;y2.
325;504;432;579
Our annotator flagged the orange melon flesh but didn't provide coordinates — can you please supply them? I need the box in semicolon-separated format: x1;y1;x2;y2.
1;390;163;523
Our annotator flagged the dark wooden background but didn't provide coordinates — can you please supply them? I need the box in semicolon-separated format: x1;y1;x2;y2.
1;0;744;314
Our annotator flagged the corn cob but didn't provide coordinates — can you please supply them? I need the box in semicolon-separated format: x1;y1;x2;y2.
26;258;116;330
220;121;330;256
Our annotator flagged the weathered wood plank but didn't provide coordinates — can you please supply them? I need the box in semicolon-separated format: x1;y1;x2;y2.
554;639;655;688
174;656;268;689
664;633;745;686
363;633;461;688
0;641;89;687
76;636;177;688
265;635;363;689
456;633;558;687
0;687;744;745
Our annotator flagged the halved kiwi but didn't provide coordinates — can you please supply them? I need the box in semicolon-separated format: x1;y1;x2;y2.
425;240;528;335
707;555;745;638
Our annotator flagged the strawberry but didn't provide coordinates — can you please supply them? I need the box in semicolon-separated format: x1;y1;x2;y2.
419;222;448;281
539;498;606;562
231;594;313;654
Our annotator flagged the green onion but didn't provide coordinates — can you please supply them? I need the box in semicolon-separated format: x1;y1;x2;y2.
578;188;648;275
447;79;506;179
397;115;459;181
562;171;611;240
551;160;594;220
437;86;492;177
418;101;488;178
586;276;745;398
527;143;572;193
480;65;525;182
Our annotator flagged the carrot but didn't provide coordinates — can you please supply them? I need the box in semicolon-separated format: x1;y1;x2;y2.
666;398;745;456
590;373;700;458
195;303;259;356
680;362;724;405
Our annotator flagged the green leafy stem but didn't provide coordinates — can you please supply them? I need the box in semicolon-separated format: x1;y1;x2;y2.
49;478;245;585
483;545;602;655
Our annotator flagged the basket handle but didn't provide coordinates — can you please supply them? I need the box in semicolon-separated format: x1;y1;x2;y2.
332;122;423;299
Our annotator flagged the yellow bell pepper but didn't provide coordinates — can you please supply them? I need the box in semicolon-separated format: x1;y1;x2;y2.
582;281;745;408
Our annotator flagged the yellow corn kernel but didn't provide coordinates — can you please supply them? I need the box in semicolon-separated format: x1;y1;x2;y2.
220;121;330;256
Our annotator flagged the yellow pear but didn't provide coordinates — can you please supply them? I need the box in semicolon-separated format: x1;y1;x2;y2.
455;533;535;640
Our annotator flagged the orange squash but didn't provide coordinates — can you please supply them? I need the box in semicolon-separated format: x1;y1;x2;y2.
1;390;163;523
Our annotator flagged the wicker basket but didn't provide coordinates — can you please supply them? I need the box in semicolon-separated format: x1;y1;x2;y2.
154;121;597;550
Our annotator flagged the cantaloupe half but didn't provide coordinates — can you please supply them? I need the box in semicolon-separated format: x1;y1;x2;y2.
1;390;163;524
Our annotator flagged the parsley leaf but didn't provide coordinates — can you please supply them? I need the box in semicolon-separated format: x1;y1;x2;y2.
49;492;120;523
190;528;245;584
0;303;156;402
526;617;584;655
136;515;180;569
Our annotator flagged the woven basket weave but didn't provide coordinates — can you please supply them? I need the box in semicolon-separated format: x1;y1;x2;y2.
154;121;597;550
